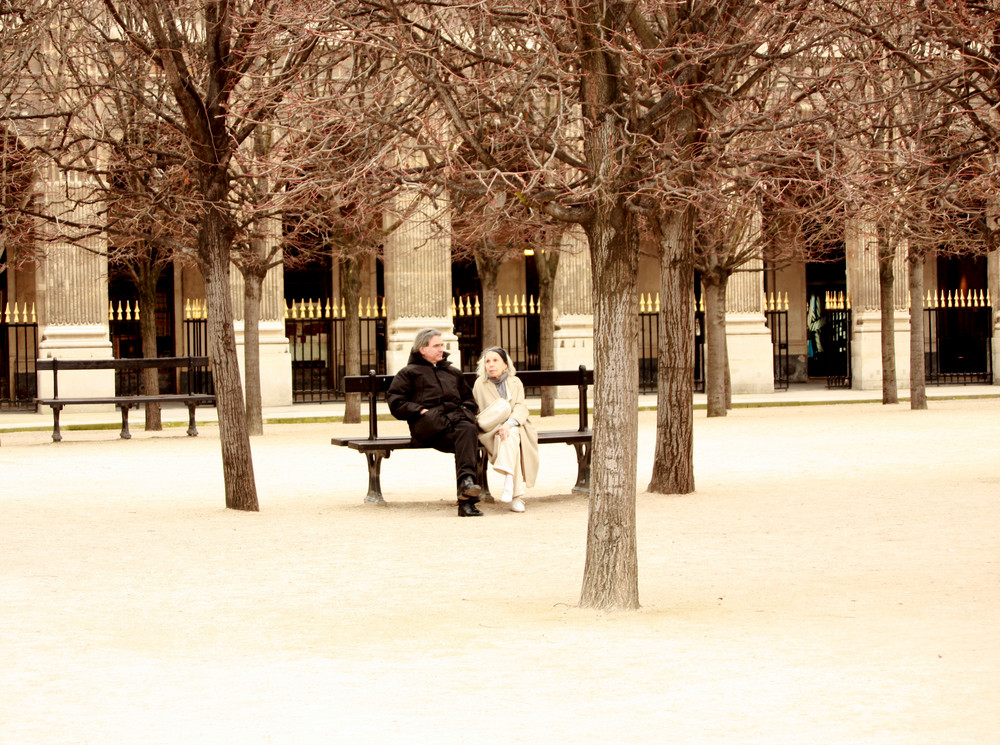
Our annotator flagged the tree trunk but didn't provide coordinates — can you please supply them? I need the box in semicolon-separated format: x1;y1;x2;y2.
878;244;899;404
475;250;501;353
243;270;264;436
580;204;640;611
201;205;259;512
536;248;560;415
137;269;162;431
908;251;927;410
341;255;363;424
703;272;730;418
649;209;695;494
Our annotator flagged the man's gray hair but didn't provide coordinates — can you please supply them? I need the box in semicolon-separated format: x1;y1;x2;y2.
411;328;443;354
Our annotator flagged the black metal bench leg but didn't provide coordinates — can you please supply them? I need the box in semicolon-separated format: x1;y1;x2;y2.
186;404;199;436
477;445;493;500
51;405;63;442
119;405;132;439
572;441;591;494
364;450;389;504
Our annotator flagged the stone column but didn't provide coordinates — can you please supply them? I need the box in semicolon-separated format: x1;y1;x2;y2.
230;221;292;407
35;166;114;402
552;226;594;373
845;218;910;390
383;190;456;372
725;255;775;394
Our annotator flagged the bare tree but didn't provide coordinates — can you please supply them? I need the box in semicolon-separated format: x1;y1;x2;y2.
366;0;844;609
27;0;370;510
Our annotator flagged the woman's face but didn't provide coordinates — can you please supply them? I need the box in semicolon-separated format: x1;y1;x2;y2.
483;351;507;379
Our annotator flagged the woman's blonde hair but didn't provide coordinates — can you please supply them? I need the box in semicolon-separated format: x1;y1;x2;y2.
476;346;517;380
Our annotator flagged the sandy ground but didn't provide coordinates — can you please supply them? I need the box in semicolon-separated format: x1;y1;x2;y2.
1;399;998;745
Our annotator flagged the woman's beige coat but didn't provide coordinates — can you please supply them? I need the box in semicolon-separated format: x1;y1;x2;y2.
472;373;539;489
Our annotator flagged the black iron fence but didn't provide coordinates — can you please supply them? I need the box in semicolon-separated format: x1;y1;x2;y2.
765;292;790;391
285;298;387;402
108;300;214;395
453;294;540;373
822;292;852;389
639;293;785;393
922;290;993;385
0;302;38;408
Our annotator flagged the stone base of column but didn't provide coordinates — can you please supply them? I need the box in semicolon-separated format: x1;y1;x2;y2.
36;324;115;404
235;321;293;407
552;314;594;399
386;318;458;374
726;314;776;395
850;311;911;391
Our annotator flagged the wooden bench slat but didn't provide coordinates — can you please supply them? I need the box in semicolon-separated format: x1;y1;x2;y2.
36;356;210;371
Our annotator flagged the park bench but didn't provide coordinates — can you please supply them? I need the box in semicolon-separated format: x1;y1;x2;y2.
36;356;216;442
331;366;594;504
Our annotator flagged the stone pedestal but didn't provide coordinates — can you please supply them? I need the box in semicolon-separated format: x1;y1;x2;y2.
725;255;774;394
726;314;777;394
230;256;293;407
850;311;911;391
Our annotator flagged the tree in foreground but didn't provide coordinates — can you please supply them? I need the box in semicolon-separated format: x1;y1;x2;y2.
372;0;845;608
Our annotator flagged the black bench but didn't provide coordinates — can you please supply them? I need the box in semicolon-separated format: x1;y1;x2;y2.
36;356;216;441
331;366;593;504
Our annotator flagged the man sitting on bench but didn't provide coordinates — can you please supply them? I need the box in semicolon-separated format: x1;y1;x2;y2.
386;328;485;517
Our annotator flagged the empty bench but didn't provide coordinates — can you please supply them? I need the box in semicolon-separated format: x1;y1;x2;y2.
331;367;593;504
36;356;216;441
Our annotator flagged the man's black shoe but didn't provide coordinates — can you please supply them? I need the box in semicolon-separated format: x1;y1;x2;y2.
458;499;483;517
457;476;482;498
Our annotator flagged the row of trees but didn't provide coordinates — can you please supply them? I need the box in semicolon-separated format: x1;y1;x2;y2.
2;0;998;608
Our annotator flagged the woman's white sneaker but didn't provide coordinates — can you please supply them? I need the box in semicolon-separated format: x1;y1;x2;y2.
509;497;525;513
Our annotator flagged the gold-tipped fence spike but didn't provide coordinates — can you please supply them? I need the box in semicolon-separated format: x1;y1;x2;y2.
521;294;528;314
450;297;457;317
987;290;992;306
134;302;140;321
31;303;36;323
639;294;647;313
108;301;114;321
3;303;9;324
474;296;481;316
340;299;347;317
529;296;536;314
12;303;20;323
505;295;513;315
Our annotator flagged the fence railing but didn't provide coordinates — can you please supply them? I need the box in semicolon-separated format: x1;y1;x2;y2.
765;292;790;391
821;292;852;389
284;298;387;402
453;294;540;373
922;289;993;385
107;300;214;395
0;302;38;408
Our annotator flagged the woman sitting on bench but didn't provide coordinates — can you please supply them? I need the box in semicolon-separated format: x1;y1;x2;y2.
473;347;539;513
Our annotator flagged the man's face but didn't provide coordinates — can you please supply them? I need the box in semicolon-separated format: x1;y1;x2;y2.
419;335;445;364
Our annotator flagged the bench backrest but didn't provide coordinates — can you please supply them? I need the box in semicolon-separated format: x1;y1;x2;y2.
36;356;210;371
344;366;594;439
37;356;211;398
